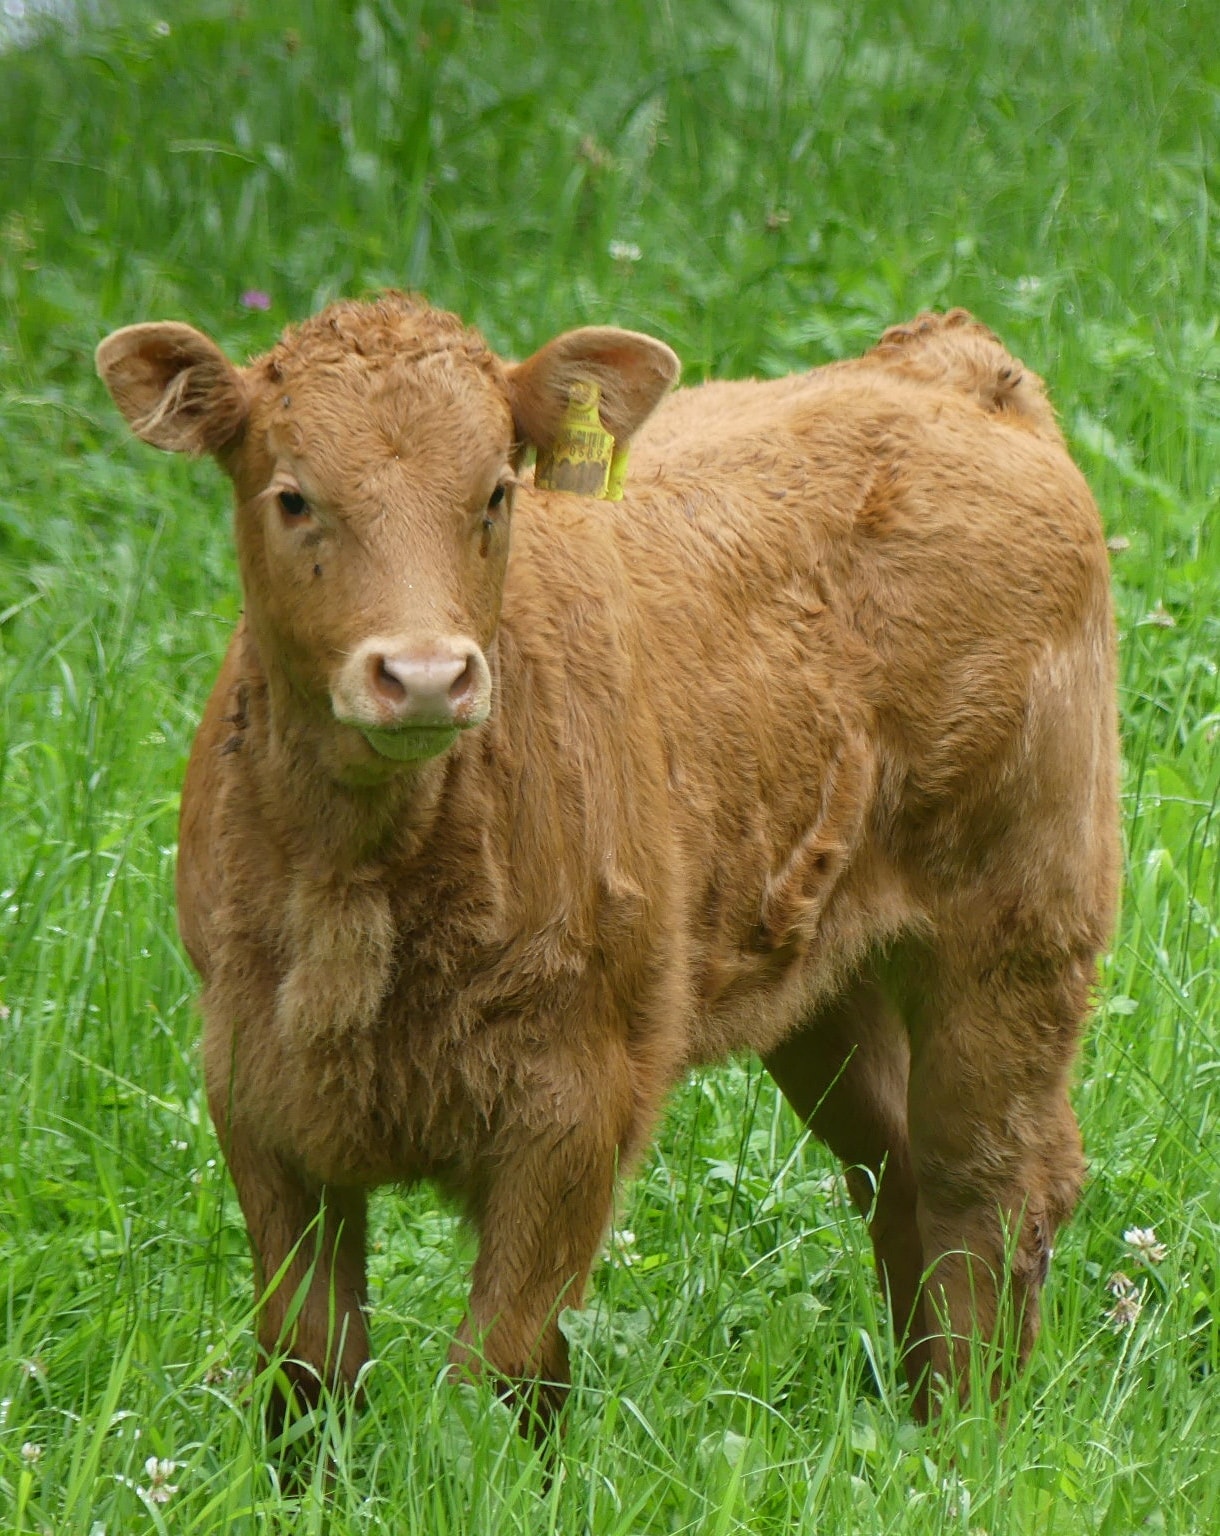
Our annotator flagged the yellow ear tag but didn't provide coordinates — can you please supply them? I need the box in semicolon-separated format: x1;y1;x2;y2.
534;377;628;500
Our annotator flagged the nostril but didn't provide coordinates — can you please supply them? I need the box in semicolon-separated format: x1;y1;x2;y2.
449;654;477;705
371;655;407;702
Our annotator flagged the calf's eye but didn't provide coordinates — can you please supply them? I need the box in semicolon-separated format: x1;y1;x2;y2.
278;489;308;517
487;484;506;510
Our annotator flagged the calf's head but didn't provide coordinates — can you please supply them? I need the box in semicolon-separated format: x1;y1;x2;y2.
97;294;678;781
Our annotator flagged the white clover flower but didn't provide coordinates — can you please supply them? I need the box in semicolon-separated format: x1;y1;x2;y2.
1106;1270;1143;1329
609;240;642;263
1123;1226;1168;1264
1108;1293;1141;1329
610;1229;640;1266
21;1441;43;1463
139;1457;180;1505
602;1228;642;1265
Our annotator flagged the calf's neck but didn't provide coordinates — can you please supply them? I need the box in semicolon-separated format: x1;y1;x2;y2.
97;297;1119;1429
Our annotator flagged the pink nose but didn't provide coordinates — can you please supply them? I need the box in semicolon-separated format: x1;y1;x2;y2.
369;650;478;722
333;635;493;734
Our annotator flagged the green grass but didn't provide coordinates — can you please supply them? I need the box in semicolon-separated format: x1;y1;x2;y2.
1;0;1218;1530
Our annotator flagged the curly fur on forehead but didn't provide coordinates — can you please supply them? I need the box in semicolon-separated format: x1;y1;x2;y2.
256;291;507;395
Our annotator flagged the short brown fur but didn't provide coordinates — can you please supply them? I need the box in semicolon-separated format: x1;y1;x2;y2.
97;295;1119;1430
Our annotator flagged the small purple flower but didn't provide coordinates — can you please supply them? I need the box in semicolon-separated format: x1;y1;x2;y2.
240;289;272;311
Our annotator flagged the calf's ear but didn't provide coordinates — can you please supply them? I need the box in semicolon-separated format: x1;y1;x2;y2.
96;322;247;456
507;326;679;450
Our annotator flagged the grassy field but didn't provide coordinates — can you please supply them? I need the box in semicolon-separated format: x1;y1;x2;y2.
1;0;1217;1531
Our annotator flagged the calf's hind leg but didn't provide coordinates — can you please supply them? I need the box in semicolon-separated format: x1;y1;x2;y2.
763;975;931;1403
904;939;1092;1403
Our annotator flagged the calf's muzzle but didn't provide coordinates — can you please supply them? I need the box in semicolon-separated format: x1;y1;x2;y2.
333;635;492;762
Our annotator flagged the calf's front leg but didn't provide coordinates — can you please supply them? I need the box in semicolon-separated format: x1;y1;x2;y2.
449;1063;630;1438
214;1111;370;1429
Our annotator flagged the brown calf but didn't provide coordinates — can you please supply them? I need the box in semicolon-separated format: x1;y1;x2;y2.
97;297;1118;1430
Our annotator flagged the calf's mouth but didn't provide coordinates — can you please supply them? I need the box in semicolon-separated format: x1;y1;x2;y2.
358;723;462;762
